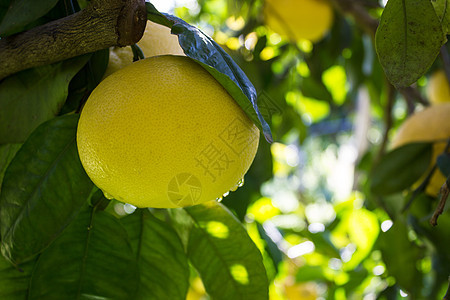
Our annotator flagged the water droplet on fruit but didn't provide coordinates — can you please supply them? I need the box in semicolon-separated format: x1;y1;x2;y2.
216;197;223;202
230;178;245;192
223;191;230;198
238;178;244;187
103;191;114;200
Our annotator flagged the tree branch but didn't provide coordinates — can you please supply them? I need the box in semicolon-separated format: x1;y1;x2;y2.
329;0;379;36
0;0;147;80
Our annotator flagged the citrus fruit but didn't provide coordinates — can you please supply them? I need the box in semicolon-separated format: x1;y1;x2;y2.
77;55;260;208
263;0;333;43
426;70;450;105
391;103;450;196
283;276;318;300
103;20;185;77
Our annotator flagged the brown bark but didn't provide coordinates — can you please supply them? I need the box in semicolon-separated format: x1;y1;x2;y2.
0;0;147;80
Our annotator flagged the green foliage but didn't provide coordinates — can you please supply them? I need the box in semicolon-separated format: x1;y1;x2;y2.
171;203;269;300
122;209;190;300
28;206;139;300
375;0;446;87
0;0;59;36
0;55;89;144
370;143;433;195
0;115;93;265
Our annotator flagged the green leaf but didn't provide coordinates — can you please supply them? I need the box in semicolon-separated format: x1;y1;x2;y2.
28;207;139;300
0;114;93;264
145;2;273;143
0;143;21;192
375;0;446;87
0;0;58;36
378;219;424;295
432;0;450;34
171;202;269;300
295;265;328;282
0;253;35;299
370;142;432;195
121;209;189;300
0;55;89;144
437;152;450;177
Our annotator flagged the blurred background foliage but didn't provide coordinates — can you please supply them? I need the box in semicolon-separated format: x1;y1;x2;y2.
150;0;450;299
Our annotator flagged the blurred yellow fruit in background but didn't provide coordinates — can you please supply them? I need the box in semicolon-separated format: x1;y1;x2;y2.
264;0;334;43
103;20;185;77
391;103;450;196
283;276;318;300
427;70;450;105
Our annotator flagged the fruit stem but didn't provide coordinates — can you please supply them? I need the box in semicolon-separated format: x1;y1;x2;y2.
131;44;145;62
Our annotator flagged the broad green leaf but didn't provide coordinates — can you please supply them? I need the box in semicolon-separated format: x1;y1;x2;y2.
370;142;432;195
0;254;35;299
432;0;450;34
28;207;139;300
171;202;269;300
379;219;424;295
437;152;450;177
0;0;9;24
375;0;446;87
0;55;89;144
0;0;58;36
0;115;93;264
146;2;273;143
343;209;379;270
295;265;328;282
122;209;189;300
0;143;21;192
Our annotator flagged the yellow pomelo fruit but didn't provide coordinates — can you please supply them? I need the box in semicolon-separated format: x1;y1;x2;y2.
103;20;185;77
426;70;450;105
283;277;317;300
77;55;260;208
264;0;333;43
391;104;450;196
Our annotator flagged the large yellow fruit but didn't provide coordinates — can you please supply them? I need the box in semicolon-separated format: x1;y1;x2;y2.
103;20;185;77
283;277;317;300
426;70;450;105
391;104;450;196
77;55;260;208
263;0;333;43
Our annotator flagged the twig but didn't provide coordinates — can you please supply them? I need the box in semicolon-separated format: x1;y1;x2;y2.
429;139;450;226
430;180;449;226
403;164;438;212
0;0;147;80
329;0;379;36
376;82;396;161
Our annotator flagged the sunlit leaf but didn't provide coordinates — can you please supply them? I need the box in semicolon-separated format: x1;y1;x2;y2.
145;2;273;143
375;0;446;87
0;55;89;144
379;219;424;295
344;208;379;269
0;115;93;264
122;209;189;300
28;207;139;299
171;202;269;300
370;143;432;195
0;0;58;36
